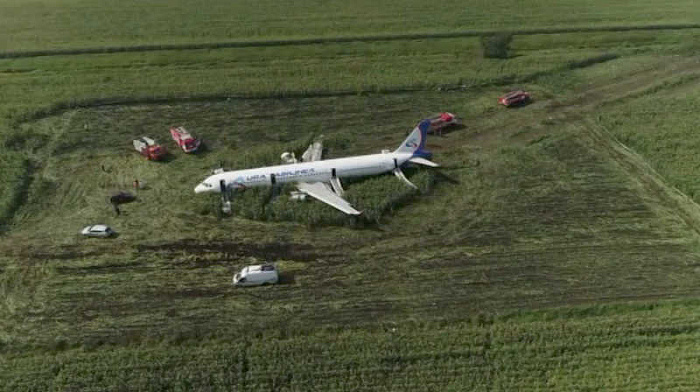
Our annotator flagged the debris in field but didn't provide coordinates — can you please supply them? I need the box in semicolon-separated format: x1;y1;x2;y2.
110;191;136;205
109;191;137;216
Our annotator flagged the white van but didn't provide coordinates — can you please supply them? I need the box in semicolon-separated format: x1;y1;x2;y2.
233;264;279;287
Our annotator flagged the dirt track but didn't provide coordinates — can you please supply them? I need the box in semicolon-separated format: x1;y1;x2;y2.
451;56;700;150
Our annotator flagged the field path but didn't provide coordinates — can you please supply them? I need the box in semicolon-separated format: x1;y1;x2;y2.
445;55;700;240
2;24;700;59
455;56;700;149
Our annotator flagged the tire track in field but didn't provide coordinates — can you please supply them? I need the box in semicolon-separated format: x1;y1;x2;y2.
551;61;700;242
587;119;700;239
452;56;700;150
0;156;34;233
453;55;700;241
2;23;699;59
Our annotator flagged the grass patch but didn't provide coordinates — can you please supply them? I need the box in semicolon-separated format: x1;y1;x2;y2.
2;299;700;391
0;37;625;122
0;151;30;230
481;33;513;59
2;0;700;51
567;53;619;69
595;75;700;203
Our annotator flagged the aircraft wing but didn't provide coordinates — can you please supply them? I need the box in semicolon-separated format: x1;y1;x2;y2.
301;141;323;162
296;182;361;215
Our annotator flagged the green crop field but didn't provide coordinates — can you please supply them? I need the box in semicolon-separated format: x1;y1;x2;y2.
2;0;700;52
2;1;700;390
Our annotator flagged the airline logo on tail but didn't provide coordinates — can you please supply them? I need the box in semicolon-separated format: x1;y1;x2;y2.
395;119;430;158
396;120;428;153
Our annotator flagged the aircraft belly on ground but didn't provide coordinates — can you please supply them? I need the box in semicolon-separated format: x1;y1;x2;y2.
194;120;437;215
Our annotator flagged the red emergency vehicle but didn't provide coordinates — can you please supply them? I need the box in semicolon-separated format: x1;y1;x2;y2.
428;112;460;135
133;137;166;161
170;126;201;153
498;90;532;107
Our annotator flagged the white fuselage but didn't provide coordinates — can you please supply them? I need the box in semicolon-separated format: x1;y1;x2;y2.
195;151;412;193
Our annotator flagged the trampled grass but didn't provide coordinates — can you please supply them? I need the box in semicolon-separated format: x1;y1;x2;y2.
2;91;700;357
595;77;700;203
0;151;29;229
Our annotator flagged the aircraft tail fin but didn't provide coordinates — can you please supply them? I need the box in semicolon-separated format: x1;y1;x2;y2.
395;120;431;157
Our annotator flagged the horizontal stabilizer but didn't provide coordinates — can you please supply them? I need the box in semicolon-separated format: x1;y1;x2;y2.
408;157;439;167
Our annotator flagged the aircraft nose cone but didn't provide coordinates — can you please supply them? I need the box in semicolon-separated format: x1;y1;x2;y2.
194;183;207;194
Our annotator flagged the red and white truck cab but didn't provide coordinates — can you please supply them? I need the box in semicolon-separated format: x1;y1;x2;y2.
170;126;201;153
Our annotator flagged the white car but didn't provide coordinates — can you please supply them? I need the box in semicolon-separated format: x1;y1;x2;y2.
233;264;279;286
80;224;115;238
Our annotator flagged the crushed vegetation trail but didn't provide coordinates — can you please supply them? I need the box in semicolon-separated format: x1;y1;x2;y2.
455;56;700;150
447;55;700;240
3;24;699;59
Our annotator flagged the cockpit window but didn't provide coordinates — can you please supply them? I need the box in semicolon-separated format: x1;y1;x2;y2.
202;182;213;188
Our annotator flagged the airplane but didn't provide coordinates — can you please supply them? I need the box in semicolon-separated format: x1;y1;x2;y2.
194;120;439;215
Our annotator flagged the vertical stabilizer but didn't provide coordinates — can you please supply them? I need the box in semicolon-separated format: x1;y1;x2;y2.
395;120;431;156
